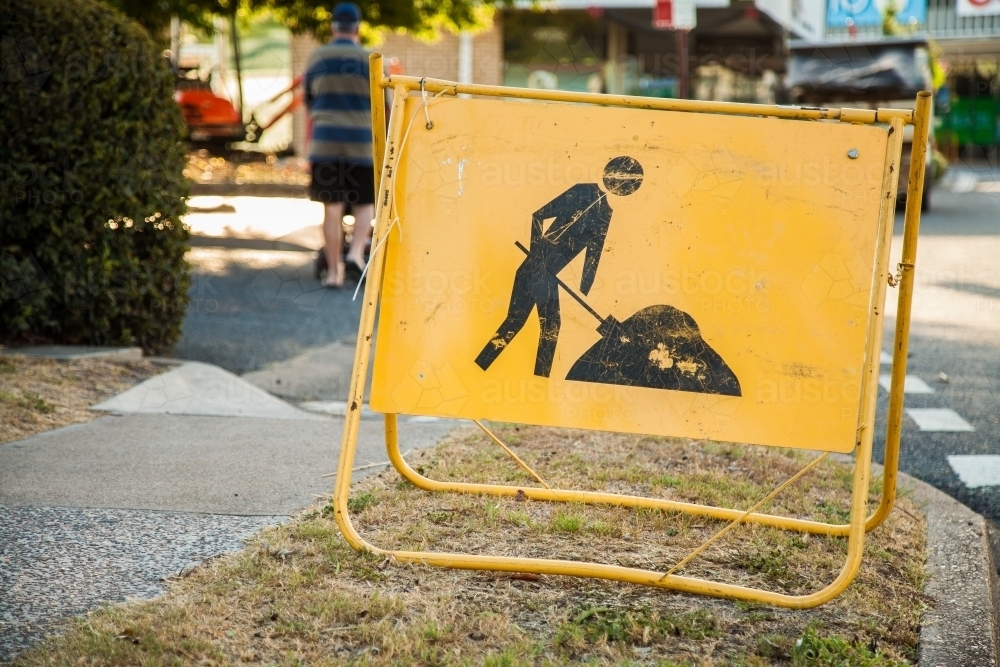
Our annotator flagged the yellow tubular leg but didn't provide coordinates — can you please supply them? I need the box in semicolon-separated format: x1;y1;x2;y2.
332;81;409;553
385;418;850;535
853;114;904;529
354;415;873;608
866;91;933;532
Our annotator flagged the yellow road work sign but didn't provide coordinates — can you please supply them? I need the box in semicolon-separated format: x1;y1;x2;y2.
371;97;891;453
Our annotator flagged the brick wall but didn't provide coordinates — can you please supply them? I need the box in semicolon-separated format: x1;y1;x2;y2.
290;32;320;158
375;19;503;85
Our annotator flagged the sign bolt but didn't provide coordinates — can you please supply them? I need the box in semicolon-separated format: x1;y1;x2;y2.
847;149;859;159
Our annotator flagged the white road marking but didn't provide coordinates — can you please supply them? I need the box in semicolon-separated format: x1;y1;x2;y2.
880;351;892;364
905;408;975;432
879;374;935;393
947;455;1000;488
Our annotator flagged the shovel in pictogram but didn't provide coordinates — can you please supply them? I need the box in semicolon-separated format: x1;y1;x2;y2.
515;241;741;396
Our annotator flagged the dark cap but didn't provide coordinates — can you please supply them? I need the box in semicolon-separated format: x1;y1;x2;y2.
332;2;362;24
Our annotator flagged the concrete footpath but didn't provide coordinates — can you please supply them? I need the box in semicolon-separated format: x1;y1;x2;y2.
1;357;997;663
0;359;454;661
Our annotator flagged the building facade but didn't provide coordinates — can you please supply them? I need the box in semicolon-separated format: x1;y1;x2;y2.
290;0;998;157
824;0;999;156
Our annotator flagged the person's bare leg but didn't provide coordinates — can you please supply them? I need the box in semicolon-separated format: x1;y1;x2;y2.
323;202;345;287
345;203;374;269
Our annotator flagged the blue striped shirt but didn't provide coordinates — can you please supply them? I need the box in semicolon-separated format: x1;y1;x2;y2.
304;40;372;164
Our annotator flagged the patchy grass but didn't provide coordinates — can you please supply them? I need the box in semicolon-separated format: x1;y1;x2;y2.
14;425;928;665
0;353;165;444
347;491;381;513
0;389;54;414
756;624;909;666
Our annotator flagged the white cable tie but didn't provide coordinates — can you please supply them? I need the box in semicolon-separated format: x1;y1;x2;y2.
420;78;434;130
352;216;400;301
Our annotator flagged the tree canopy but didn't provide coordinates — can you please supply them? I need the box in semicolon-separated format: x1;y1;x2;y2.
104;0;501;42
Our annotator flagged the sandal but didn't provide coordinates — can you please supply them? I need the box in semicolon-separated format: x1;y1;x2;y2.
321;260;346;288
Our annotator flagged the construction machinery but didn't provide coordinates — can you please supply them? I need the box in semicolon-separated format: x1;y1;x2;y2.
172;15;302;151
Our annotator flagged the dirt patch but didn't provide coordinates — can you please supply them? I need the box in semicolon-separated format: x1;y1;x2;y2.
0;354;166;445
13;425;928;666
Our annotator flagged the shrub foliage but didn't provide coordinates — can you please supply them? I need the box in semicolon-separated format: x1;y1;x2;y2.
1;0;190;354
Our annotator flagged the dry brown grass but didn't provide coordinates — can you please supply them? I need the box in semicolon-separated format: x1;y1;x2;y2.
14;425;928;666
0;354;165;445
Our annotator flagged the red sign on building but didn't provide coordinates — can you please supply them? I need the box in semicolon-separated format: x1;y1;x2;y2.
653;0;674;28
653;0;696;29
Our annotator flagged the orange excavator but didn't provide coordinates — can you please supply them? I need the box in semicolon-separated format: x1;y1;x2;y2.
172;16;302;150
174;70;303;148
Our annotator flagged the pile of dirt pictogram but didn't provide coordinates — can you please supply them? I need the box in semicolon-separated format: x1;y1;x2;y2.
566;304;741;396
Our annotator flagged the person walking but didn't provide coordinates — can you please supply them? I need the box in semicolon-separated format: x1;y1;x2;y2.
305;2;376;287
475;156;644;377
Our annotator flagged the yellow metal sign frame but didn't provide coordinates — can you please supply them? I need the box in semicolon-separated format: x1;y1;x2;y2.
331;53;931;608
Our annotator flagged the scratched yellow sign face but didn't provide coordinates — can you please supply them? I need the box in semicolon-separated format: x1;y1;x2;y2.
370;97;892;453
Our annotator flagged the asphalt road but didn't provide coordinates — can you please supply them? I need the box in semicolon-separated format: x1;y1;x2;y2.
174;182;999;520
875;184;999;523
173;247;363;374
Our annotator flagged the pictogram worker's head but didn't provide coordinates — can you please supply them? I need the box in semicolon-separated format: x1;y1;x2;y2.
603;156;643;196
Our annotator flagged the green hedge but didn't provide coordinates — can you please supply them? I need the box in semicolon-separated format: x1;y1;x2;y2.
1;0;190;354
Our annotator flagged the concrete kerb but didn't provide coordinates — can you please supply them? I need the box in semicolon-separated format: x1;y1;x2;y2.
900;467;1000;667
830;455;999;665
4;345;145;361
